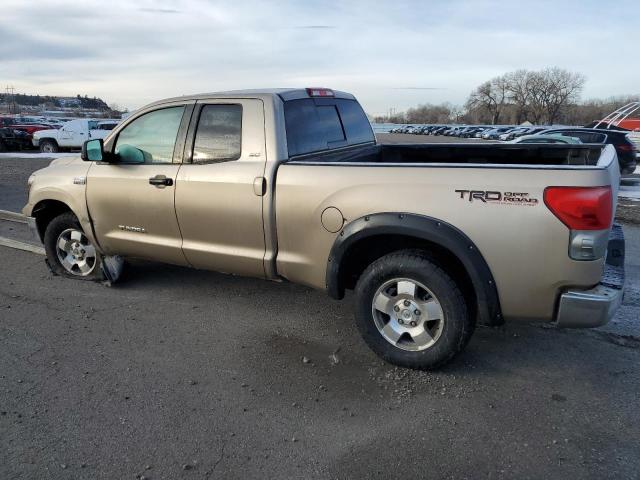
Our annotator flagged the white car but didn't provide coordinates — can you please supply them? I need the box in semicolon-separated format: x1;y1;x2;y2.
32;119;119;153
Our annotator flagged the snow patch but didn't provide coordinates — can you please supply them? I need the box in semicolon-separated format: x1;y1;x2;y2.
0;152;79;159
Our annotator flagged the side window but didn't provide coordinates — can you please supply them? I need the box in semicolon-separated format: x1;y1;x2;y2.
115;106;185;164
88;121;99;130
192;105;242;163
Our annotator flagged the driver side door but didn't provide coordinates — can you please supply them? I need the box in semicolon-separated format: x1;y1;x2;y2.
86;103;193;265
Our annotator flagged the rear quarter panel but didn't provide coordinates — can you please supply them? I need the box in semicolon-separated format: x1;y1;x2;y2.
275;148;618;321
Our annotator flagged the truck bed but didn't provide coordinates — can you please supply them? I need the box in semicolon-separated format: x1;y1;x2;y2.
287;143;605;167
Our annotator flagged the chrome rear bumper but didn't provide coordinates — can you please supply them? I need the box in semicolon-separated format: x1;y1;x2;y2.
555;224;625;328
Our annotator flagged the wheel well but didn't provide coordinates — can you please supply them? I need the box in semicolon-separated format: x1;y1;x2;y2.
39;138;58;145
32;200;72;241
337;234;478;321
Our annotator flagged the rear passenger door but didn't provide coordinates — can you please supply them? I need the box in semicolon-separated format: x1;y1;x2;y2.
175;99;267;278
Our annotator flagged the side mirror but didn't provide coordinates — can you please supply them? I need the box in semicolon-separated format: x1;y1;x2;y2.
116;144;146;164
81;138;104;161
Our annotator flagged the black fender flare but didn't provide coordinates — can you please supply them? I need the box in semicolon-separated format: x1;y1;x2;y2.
325;212;503;326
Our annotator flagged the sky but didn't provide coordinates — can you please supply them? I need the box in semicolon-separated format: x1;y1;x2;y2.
1;0;638;116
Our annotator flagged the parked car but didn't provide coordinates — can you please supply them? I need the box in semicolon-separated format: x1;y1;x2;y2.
24;87;624;370
32;119;119;153
0;127;31;151
499;127;531;141
512;134;582;144
0;116;53;140
482;127;513;140
539;128;637;174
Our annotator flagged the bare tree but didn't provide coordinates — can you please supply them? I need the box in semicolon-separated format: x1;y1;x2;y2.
465;76;509;124
504;69;534;123
539;67;586;124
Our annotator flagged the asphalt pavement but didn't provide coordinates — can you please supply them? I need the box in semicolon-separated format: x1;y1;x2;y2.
1;148;639;479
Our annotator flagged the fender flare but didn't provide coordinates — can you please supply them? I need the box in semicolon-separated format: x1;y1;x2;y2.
326;212;503;326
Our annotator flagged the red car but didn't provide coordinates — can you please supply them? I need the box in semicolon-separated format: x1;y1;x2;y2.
0;116;54;138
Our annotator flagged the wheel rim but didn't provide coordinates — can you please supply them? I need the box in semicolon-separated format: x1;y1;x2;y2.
371;277;445;352
42;143;53;152
55;228;97;276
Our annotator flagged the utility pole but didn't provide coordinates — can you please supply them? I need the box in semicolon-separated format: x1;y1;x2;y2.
5;85;16;114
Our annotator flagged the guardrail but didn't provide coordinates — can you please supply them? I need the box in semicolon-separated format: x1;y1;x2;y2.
0;209;27;223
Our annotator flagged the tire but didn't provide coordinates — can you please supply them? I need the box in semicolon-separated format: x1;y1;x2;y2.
0;140;7;152
39;139;59;154
354;250;474;370
43;212;104;281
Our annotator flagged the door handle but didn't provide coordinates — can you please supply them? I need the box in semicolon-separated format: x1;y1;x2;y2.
149;175;174;188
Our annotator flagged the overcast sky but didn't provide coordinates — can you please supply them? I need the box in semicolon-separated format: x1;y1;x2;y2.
1;0;637;115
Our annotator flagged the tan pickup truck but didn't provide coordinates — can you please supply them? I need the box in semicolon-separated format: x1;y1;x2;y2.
23;88;625;369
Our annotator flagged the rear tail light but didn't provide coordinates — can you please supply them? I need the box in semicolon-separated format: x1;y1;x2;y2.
306;88;334;97
544;186;613;231
617;143;633;152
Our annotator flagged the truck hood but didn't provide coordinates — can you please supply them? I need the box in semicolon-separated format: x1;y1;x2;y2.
33;128;59;138
49;155;82;166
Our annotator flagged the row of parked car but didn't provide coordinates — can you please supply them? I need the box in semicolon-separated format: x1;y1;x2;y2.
388;124;638;174
0;115;119;153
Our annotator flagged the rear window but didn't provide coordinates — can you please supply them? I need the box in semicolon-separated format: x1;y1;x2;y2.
557;131;606;143
284;98;374;157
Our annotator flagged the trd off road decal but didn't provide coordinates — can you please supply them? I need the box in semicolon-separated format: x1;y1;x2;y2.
455;190;539;206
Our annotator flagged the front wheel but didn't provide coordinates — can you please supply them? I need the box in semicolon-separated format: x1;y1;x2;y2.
39;139;59;154
354;250;474;370
43;212;104;280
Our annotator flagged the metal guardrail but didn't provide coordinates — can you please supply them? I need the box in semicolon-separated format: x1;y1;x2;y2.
0;209;27;223
0;236;44;255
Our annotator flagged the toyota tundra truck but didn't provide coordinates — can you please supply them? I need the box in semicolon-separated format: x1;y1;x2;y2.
22;88;625;369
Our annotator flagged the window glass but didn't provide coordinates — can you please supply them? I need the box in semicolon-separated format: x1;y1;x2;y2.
115;106;185;164
193;105;242;163
317;106;345;145
88;121;99;130
284;98;374;157
335;99;374;145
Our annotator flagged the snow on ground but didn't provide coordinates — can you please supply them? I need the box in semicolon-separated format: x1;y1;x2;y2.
0;152;78;159
619;184;640;201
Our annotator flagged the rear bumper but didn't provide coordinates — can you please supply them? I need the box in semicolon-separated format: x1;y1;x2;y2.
555;224;625;328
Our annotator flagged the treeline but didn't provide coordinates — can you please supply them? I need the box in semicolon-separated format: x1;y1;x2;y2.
0;93;110;110
373;68;639;126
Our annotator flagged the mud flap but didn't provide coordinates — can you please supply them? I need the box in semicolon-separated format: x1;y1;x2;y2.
101;255;125;286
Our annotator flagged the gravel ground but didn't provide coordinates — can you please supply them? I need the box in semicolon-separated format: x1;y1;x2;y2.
1;144;639;479
0;157;52;213
1;247;639;480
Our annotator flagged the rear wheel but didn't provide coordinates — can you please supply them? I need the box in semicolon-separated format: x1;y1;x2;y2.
43;212;104;280
40;139;59;154
354;250;474;370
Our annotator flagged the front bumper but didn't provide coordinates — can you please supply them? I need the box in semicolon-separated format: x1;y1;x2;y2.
555;225;625;328
32;138;40;147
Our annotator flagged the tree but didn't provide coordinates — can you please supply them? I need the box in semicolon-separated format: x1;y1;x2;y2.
539;67;585;124
465;76;509;125
466;68;586;125
504;69;534;123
